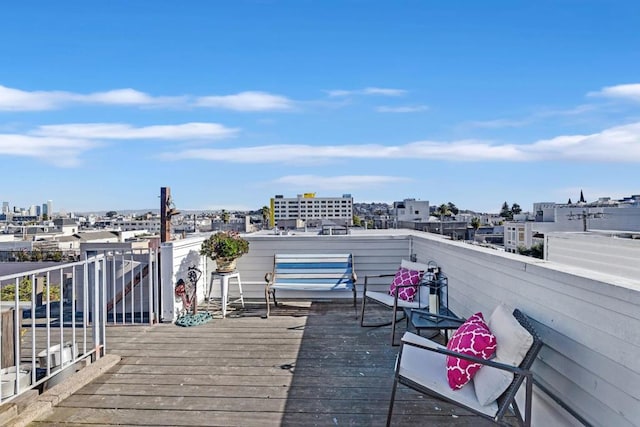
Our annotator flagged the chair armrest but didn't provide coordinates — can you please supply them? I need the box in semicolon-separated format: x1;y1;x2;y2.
365;273;395;279
401;331;446;350
363;273;394;292
400;332;530;375
411;308;465;324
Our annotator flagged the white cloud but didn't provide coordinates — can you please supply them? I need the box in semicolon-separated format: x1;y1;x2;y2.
467;118;531;128
535;104;597;117
326;87;407;97
162;121;640;164
363;87;406;96
0;85;181;111
0;134;97;166
0;85;69;111
523;122;640;161
588;83;640;102
79;88;180;106
467;104;596;129
325;89;352;97
272;175;411;190
32;122;238;140
376;105;429;113
0;84;291;112
195;91;294;111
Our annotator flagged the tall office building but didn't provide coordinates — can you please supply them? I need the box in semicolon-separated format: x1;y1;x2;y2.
42;200;53;218
270;193;354;228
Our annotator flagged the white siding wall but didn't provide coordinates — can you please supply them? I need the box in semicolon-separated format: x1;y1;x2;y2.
411;232;639;427
160;236;209;321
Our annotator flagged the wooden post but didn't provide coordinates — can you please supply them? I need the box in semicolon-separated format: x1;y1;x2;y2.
1;308;17;368
160;187;171;243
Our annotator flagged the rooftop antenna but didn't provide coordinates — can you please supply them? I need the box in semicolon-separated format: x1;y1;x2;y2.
567;209;605;232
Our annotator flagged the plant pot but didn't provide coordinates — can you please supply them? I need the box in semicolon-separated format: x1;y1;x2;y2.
0;366;32;399
216;258;237;273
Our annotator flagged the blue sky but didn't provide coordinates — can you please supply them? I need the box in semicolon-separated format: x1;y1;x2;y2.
1;1;639;214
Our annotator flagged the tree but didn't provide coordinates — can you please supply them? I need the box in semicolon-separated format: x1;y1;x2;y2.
221;209;230;224
106;211;118;218
1;277;32;301
261;206;270;228
435;203;452;235
517;243;544;259
42;213;49;221
500;202;513;220
530;243;544;259
471;217;481;231
511;203;522;215
353;215;362;227
447;202;459;215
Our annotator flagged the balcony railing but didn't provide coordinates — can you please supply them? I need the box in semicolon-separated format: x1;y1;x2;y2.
0;244;157;404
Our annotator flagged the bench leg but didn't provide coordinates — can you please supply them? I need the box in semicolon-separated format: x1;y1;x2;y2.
264;285;270;318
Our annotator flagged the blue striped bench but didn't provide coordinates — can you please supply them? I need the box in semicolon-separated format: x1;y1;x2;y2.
264;253;357;317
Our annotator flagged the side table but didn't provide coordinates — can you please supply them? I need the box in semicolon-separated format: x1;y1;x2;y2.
404;307;464;345
208;271;244;318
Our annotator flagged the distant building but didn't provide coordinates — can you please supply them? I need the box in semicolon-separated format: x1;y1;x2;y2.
42;200;52;217
115;218;162;233
271;193;353;228
53;218;79;235
505;194;640;253
392;199;430;223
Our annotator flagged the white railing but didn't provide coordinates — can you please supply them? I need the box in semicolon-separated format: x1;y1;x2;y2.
0;257;102;403
81;244;159;325
0;245;158;403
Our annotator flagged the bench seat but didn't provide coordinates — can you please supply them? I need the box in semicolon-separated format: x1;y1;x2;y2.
264;253;357;317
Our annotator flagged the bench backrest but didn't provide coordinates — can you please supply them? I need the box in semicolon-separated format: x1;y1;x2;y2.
271;253;355;291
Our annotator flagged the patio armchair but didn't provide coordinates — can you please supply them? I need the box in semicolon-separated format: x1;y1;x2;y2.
387;306;543;427
360;259;440;345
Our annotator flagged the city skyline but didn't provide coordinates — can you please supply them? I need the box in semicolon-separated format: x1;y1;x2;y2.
1;2;639;213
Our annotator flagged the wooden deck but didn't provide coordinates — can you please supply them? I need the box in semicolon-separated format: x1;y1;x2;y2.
31;300;506;426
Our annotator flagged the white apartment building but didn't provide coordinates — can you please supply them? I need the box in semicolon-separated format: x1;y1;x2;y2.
392;198;430;223
115;218;161;233
270;193;353;228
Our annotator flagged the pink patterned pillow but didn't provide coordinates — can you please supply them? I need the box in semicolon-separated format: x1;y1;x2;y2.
388;267;423;302
446;312;497;390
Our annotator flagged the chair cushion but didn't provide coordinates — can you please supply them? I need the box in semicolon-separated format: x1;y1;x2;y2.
473;365;514;406
446;312;497;390
488;303;533;366
472;304;534;405
388;267;423;302
399;333;499;417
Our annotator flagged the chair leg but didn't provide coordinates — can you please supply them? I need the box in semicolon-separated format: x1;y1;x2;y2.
352;287;357;319
391;313;398;346
386;378;399;427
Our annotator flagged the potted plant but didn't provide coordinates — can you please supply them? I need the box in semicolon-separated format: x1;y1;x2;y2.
200;231;250;272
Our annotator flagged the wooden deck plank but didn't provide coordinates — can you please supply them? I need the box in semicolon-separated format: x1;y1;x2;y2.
31;300;513;426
